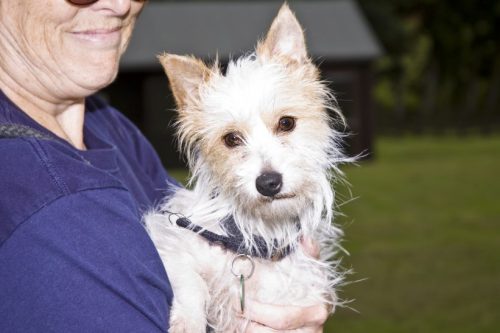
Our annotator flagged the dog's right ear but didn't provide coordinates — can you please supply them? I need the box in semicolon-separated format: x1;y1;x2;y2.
158;53;211;109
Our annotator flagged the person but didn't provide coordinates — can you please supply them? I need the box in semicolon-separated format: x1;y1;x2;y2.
0;1;329;332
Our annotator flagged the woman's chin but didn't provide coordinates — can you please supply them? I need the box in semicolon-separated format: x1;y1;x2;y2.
68;61;120;94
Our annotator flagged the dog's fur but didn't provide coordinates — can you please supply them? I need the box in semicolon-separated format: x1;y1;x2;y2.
145;4;349;332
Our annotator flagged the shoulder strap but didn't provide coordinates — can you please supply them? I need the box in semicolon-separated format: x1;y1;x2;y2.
0;124;54;141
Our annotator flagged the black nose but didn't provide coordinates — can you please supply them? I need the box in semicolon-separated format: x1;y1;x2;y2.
256;172;282;197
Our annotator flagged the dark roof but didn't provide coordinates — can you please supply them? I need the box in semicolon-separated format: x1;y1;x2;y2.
121;0;382;70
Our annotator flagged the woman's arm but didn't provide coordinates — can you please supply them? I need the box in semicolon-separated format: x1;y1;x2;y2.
0;188;172;332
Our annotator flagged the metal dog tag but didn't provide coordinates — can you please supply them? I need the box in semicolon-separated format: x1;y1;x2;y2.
231;254;255;313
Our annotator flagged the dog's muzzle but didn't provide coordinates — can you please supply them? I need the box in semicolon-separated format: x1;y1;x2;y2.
256;171;282;197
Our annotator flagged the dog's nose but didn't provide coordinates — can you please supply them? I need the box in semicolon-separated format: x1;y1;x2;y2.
256;172;282;197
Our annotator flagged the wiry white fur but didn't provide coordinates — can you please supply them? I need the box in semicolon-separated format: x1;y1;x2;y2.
145;5;352;332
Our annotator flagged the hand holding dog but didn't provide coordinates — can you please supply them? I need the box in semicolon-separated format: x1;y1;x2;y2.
242;238;329;333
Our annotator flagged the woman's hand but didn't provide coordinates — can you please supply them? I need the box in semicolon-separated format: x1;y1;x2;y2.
242;299;329;332
241;237;330;332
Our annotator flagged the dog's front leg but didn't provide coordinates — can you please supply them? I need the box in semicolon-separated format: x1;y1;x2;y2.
167;265;210;333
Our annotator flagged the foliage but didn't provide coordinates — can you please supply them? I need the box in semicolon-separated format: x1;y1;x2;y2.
358;0;500;133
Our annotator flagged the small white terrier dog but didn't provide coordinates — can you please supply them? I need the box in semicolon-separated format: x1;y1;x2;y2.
145;4;349;332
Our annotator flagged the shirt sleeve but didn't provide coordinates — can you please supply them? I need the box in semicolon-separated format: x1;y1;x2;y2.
0;188;173;333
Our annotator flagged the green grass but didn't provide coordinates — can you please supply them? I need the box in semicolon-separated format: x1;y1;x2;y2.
327;135;500;333
167;135;500;332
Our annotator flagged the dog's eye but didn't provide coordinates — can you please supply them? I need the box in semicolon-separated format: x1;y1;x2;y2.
223;132;243;148
277;116;296;132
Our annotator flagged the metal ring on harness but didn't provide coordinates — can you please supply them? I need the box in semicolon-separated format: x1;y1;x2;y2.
230;254;255;279
230;254;255;313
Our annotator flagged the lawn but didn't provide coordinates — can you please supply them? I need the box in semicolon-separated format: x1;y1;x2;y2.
168;135;500;333
326;135;500;333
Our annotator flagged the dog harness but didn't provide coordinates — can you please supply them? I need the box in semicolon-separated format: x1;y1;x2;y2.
174;215;297;261
173;214;299;314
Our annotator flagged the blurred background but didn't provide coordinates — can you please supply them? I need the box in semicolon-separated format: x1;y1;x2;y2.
101;1;500;332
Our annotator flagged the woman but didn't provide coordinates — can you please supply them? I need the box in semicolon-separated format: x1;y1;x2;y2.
0;1;328;332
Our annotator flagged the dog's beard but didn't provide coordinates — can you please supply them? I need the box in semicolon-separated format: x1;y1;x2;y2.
187;160;336;252
231;178;320;222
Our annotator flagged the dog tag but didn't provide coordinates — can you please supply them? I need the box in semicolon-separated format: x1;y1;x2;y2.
239;274;245;313
231;254;255;314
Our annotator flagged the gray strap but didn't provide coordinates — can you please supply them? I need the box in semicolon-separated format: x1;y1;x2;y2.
0;124;54;141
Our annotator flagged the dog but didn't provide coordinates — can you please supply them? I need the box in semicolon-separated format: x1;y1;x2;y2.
145;4;350;332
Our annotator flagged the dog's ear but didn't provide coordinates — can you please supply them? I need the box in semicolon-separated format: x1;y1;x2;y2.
158;54;211;109
257;3;308;64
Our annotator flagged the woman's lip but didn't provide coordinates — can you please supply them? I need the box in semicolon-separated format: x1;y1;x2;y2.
71;26;122;35
69;26;123;47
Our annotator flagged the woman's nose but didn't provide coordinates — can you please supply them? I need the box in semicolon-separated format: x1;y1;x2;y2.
92;0;132;16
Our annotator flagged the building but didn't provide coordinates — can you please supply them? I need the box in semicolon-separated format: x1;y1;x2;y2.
103;0;382;167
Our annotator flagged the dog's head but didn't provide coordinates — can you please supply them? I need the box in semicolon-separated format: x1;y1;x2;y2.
159;4;345;226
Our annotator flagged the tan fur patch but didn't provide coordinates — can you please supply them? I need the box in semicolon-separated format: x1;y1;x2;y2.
158;53;212;109
256;3;308;64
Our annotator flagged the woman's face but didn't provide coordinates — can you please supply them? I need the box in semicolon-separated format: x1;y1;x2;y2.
0;0;145;98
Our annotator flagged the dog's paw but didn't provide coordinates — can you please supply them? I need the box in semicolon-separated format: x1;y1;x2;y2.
169;311;207;333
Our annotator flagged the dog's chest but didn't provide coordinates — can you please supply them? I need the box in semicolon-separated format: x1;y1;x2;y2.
190;239;327;308
245;254;328;306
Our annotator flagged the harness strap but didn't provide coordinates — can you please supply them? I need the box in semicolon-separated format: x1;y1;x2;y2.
175;215;296;260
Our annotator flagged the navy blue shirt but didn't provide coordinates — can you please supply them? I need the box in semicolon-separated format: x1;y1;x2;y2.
0;90;177;332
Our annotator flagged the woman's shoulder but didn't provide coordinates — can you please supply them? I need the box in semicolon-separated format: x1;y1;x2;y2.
84;95;181;196
0;137;128;245
85;95;145;147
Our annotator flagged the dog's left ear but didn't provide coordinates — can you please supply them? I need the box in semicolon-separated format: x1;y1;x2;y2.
257;3;308;64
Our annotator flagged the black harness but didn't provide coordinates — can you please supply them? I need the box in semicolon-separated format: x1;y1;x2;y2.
173;215;297;261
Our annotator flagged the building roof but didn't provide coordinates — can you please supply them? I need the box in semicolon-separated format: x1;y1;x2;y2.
121;0;382;70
